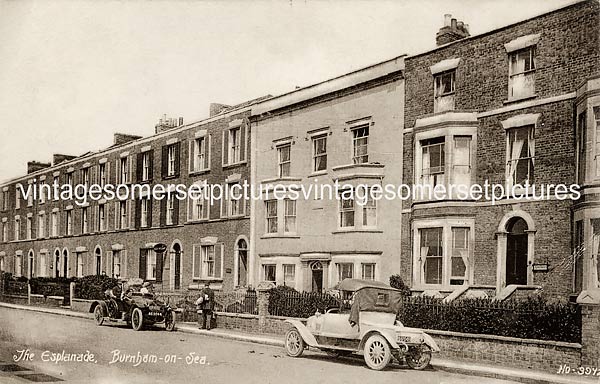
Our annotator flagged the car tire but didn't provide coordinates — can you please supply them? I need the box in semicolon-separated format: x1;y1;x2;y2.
363;334;391;371
406;345;432;370
131;308;144;331
284;328;305;357
164;311;176;332
93;305;104;326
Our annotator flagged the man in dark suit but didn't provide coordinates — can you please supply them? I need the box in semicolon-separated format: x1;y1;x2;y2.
196;283;215;330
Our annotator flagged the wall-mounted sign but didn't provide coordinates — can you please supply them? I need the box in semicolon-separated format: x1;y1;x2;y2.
153;243;167;253
532;263;549;272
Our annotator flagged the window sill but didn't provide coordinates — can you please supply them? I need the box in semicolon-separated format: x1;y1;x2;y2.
309;171;327;177
162;175;179;181
189;169;210;177
185;219;210;224
260;176;303;184
222;160;247;169
332;229;383;234
504;94;537;105
192;277;223;282
261;234;301;239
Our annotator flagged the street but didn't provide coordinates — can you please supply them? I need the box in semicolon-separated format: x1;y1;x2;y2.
0;307;518;384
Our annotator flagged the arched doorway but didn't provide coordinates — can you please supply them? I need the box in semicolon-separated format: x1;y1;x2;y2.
506;217;528;285
62;249;69;277
54;249;61;278
95;247;102;275
28;250;34;279
310;261;323;292
236;238;248;287
171;242;181;290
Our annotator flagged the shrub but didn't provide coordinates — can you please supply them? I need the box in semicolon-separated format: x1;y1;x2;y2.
397;295;581;343
74;275;120;300
268;286;340;318
29;277;76;297
389;274;411;296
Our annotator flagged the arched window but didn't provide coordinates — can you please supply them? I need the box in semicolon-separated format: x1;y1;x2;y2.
95;247;102;275
28;250;34;279
54;249;61;278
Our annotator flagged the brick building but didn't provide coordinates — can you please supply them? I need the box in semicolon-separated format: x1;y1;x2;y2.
401;0;600;299
0;98;266;292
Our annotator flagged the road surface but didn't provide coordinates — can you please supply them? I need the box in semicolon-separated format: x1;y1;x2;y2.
0;306;518;384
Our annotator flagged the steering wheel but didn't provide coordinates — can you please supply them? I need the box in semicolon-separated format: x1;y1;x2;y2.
326;308;340;314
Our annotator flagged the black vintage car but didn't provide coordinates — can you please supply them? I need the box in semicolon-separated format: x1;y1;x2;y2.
90;280;176;331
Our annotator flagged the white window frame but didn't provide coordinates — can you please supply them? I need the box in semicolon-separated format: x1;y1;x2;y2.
66;210;73;235
434;70;456;113
352;125;369;164
14;216;20;240
337;262;354;281
166;198;174;225
98;204;106;231
120;157;129;184
277;143;291;178
228;182;243;217
202;245;216;278
505;125;535;189
361;263;376;280
339;192;355;229
263;264;276;283
193;135;210;172
229;127;241;164
99;163;107;187
119;201;128;229
508;46;536;101
284;199;296;233
147;250;156;281
283;264;296;286
412;219;474;289
312;134;327;173
265;200;278;234
112;250;121;278
2;220;7;242
167;145;176;176
142;152;151;181
51;212;58;237
76;253;84;278
26;216;32;240
82;167;90;186
81;207;88;234
38;213;45;239
141;199;149;228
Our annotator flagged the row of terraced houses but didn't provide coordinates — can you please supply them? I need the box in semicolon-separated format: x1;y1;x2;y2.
1;0;599;303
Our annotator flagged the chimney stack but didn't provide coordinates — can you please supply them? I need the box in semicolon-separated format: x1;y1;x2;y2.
114;133;143;146
52;154;77;166
155;114;184;134
209;103;231;117
436;14;470;46
27;161;51;174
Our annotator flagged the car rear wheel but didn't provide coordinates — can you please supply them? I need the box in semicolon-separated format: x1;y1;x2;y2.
284;328;305;357
406;345;432;370
93;305;104;326
363;334;391;371
131;308;144;331
164;311;176;331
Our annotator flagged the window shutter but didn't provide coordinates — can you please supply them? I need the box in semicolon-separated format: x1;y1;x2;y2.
105;251;112;277
161;145;168;178
148;150;154;181
217;243;224;278
187;194;192;222
193;244;202;279
121;250;128;278
156;250;163;282
128;156;133;184
147;199;153;228
160;198;166;227
114;201;120;229
222;130;229;166
136;153;143;182
189;140;195;172
106;161;111;185
134;200;141;229
139;249;147;280
115;159;121;184
240;123;246;161
173;197;179;225
207;134;212;169
174;142;181;177
220;184;227;218
127;200;132;229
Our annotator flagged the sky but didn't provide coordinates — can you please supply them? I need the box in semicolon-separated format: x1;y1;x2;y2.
0;0;573;182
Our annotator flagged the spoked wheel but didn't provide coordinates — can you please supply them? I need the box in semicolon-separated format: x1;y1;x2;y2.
131;308;144;331
405;345;432;370
164;311;176;331
93;305;104;326
363;334;391;370
284;328;305;357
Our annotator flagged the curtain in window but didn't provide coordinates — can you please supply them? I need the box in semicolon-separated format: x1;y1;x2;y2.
508;131;525;184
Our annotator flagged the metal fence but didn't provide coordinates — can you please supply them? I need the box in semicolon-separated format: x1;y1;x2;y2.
268;290;340;318
214;291;258;315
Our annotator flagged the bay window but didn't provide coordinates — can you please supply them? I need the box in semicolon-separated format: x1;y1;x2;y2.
414;220;473;288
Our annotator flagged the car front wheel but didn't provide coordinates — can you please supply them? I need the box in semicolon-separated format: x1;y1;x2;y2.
284;328;305;357
131;308;144;331
406;345;432;370
363;334;391;370
93;305;104;326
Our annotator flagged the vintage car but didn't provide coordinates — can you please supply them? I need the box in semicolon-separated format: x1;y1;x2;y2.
90;278;176;331
284;279;440;371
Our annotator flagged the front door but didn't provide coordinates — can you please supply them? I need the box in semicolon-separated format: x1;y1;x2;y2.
310;261;324;292
174;250;181;290
506;233;528;285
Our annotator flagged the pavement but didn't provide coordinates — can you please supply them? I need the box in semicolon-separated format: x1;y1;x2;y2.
0;301;598;384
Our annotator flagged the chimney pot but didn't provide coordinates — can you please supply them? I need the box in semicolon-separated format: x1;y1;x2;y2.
444;14;452;27
451;18;457;29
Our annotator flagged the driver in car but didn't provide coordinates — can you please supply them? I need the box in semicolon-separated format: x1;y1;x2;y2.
140;281;155;297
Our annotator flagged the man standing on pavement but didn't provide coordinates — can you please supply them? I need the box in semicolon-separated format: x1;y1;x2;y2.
196;282;215;330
